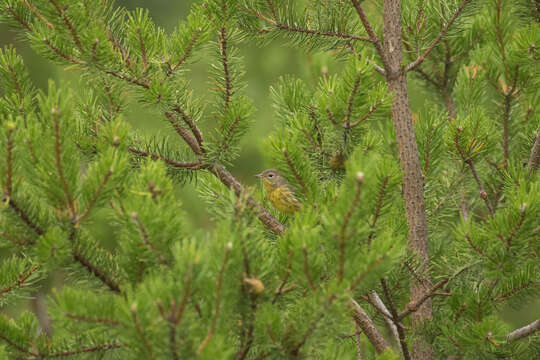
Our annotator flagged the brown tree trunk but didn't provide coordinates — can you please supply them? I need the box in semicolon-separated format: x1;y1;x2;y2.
383;1;433;359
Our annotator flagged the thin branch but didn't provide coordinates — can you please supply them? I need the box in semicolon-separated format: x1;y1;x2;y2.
338;173;364;282
53;111;75;216
165;111;202;155
21;0;53;29
344;75;362;125
465;159;494;215
398;279;449;321
72;249;121;293
506;319;540;342
104;70;149;88
131;212;169;266
302;245;316;291
131;305;154;359
0;265;39;298
245;5;371;43
344;98;384;129
528;127;540;171
136;28;147;71
368;291;402;354
4;198;43;237
380;279;412;360
282;147;308;198
350;298;389;354
75;168;113;224
406;0;470;71
354;321;362;360
165;28;203;79
198;243;232;354
218;2;232;110
64;313;122;327
48;0;83;51
350;0;389;71
272;250;293;304
4;125;14;196
43;38;86;65
44;343;122;358
0;333;38;357
128;146;202;169
368;174;390;244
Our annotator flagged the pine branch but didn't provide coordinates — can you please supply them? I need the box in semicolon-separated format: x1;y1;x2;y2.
244;3;371;43
130;305;154;359
53;115;75;216
128;146;203;169
0;332;37;357
338;173;364;283
197;242;232;354
104;70;149;88
272;250;293;304
528;127;540;171
465;159;494;215
344;97;384;129
165;111;202;155
368;291;403;355
349;298;389;354
302;245;316;291
75;168;113;224
43;343;122;358
4;198;44;237
165;28;203;79
398;279;449;321
406;0;471;72
218;1;232;110
0;264;39;299
130;212;170;266
368;174;390;244
506;319;540;342
344;75;362;125
136;28;147;71
48;0;83;51
173;105;204;149
21;0;53;29
350;0;389;73
282;147;308;198
4;125;14;196
64;313;123;327
381;279;412;360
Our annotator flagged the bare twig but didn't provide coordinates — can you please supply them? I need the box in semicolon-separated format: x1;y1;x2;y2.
398;279;449;321
350;298;389;354
506;319;540;342
465;159;494;215
368;291;402;354
381;279;412;360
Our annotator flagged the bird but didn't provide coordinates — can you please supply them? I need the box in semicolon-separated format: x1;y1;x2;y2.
255;169;302;214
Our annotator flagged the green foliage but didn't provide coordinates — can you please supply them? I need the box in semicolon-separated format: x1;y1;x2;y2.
0;0;539;359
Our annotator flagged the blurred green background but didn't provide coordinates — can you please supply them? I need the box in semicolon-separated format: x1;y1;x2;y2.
1;0;535;330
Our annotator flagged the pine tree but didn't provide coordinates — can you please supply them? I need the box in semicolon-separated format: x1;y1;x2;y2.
0;0;538;359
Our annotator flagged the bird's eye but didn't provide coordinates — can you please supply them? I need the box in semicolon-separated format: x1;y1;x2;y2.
268;173;274;178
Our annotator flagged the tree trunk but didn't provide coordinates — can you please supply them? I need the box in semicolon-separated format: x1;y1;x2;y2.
383;1;433;359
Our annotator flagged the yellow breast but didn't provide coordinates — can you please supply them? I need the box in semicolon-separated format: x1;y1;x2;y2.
264;183;302;214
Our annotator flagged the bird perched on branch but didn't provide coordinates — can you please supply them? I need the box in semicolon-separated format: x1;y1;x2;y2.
256;169;302;214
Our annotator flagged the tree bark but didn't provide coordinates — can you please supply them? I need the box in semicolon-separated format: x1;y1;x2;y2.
383;1;433;359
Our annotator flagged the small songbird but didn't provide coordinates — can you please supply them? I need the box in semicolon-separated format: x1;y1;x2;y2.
255;169;302;214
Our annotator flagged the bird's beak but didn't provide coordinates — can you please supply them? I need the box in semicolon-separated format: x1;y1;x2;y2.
255;173;262;178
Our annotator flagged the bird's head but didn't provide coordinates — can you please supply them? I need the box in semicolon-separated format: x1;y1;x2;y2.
255;169;288;190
